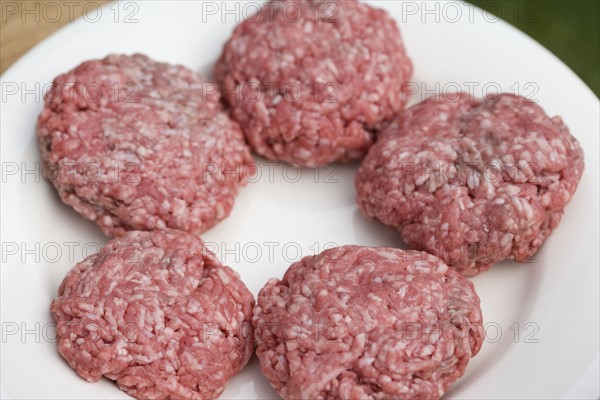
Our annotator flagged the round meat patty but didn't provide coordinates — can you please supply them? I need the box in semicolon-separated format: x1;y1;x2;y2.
51;230;254;399
214;0;413;167
38;54;254;237
356;93;585;275
254;245;484;399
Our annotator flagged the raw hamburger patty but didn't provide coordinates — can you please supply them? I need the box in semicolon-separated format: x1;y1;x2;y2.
51;230;254;399
254;245;484;399
38;54;254;237
356;93;585;275
214;0;413;167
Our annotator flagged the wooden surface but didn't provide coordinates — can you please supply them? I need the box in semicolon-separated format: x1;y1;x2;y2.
0;0;111;74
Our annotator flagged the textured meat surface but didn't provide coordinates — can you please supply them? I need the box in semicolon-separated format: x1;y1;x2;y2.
51;230;255;399
38;54;254;237
355;93;585;275
214;0;413;167
254;246;483;399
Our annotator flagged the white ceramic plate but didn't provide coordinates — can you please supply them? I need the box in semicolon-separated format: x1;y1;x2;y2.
1;1;599;398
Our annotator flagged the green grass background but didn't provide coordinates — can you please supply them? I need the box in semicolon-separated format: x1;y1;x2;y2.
468;0;600;97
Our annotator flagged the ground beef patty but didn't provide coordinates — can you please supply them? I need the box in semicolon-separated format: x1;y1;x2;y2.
51;230;254;399
356;93;585;275
254;245;484;399
214;0;413;167
38;54;254;237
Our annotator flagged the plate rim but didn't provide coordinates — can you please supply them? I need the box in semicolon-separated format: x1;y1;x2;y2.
1;1;599;398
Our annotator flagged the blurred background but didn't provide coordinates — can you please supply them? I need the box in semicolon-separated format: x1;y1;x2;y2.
1;0;599;96
469;0;599;96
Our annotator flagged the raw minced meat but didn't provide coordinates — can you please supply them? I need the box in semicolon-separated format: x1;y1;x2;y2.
356;93;584;275
38;54;254;237
253;245;484;399
214;0;413;167
51;229;255;399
